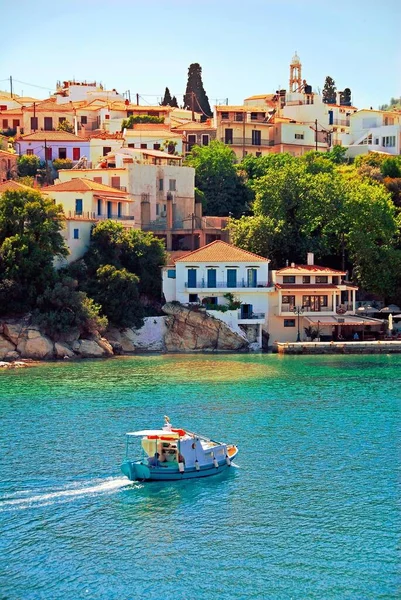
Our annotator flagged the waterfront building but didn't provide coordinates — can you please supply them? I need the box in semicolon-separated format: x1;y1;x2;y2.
162;240;274;348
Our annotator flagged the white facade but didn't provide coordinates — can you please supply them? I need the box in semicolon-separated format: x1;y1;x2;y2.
19;134;90;163
345;110;401;157
162;241;274;348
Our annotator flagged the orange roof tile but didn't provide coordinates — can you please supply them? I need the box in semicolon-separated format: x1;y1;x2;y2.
175;240;269;263
172;122;215;131
244;94;277;101
0;149;17;158
0;180;33;193
43;178;129;195
277;264;346;274
216;105;268;112
130;123;171;131
18;131;86;141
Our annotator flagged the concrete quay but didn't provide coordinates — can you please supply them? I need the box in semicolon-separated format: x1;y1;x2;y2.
274;341;401;354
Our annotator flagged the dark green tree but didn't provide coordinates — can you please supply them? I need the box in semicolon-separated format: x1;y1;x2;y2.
183;63;212;117
171;95;179;108
0;189;67;311
17;154;41;177
340;88;352;106
185;140;252;217
322;76;337;104
160;87;173;106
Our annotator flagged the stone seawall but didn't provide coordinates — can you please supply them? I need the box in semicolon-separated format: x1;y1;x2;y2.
274;341;401;354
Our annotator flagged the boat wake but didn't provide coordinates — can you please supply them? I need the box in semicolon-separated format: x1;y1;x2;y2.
0;476;131;511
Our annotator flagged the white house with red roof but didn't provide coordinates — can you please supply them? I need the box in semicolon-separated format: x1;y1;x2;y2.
163;240;274;348
17;131;90;163
267;252;381;343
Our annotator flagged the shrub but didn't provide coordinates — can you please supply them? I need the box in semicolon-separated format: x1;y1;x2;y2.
121;115;164;130
53;158;73;171
17;154;41;177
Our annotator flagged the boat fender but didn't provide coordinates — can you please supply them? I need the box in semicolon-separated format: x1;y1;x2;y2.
178;462;185;473
213;458;219;469
195;460;200;471
226;455;231;466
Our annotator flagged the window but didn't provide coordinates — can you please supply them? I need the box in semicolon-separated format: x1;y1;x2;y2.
225;128;233;144
58;147;67;159
73;229;79;240
26;149;34;155
153;143;161;150
111;176;120;189
103;146;111;156
256;152;262;157
128;144;135;148
295;133;304;140
302;295;328;311
140;143;147;149
252;130;261;146
374;138;379;145
247;268;257;287
283;276;296;284
315;276;328;283
235;112;243;122
105;114;110;120
156;204;160;216
169;179;176;191
0;105;6;110
284;319;296;327
282;295;295;308
2;119;8;129
251;112;258;121
382;136;396;147
167;269;176;279
221;112;229;120
159;178;164;191
45;146;52;160
97;199;102;216
81;116;87;125
30;117;38;130
187;134;196;151
189;294;198;303
73;147;80;161
302;276;310;283
12;119;20;128
44;117;53;130
93;177;102;184
59;117;66;124
75;199;83;215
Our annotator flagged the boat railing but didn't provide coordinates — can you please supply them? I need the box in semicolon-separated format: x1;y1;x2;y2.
184;428;223;446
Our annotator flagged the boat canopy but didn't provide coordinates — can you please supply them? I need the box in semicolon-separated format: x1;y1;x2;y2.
126;430;181;438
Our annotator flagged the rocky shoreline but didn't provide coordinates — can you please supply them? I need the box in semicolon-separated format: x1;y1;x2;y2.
0;303;253;368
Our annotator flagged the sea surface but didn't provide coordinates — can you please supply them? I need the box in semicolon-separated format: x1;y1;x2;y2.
0;354;400;600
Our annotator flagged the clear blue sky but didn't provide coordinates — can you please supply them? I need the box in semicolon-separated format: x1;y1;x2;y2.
1;0;400;109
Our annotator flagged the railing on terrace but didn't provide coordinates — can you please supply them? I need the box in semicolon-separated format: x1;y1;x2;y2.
280;303;354;313
220;137;274;147
185;281;272;289
332;118;350;127
67;210;134;221
238;311;265;320
142;219;189;231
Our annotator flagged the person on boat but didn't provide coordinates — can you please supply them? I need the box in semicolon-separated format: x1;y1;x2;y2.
148;452;161;466
353;332;359;340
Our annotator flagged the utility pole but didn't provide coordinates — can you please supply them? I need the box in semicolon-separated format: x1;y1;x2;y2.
191;91;195;122
33;102;36;131
44;139;51;185
10;75;13;98
242;110;246;158
136;93;139;106
315;118;318;151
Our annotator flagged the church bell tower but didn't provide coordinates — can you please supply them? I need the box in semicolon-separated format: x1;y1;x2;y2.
289;52;302;92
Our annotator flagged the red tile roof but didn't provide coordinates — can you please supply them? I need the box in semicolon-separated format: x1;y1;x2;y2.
17;131;85;141
277;264;346;274
0;180;34;193
175;240;269;263
43;177;129;195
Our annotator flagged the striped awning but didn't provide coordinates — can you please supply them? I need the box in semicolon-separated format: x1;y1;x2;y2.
305;316;384;327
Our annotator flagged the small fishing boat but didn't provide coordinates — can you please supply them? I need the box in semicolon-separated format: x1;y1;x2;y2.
121;417;238;481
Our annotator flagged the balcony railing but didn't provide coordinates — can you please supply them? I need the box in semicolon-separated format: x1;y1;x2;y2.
221;137;274;147
332;119;350;127
67;210;134;221
186;281;272;289
238;311;265;320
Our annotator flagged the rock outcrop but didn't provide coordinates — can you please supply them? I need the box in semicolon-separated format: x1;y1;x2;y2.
106;317;166;353
163;303;249;352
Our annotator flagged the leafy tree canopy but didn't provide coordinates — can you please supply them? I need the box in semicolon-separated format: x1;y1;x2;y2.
17;154;41;177
57;120;74;133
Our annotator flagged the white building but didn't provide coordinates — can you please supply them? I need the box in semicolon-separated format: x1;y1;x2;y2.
163;240;274;348
345;109;401;158
17;131;90;163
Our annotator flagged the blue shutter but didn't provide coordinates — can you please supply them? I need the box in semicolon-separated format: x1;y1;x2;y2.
75;199;83;215
227;269;237;288
188;269;197;288
207;269;216;288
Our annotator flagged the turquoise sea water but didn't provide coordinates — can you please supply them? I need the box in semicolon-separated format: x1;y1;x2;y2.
0;354;400;600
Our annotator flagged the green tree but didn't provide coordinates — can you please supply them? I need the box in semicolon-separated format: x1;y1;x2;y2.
340;88;352;106
57;120;74;133
91;265;143;328
35;277;107;339
121;115;164;130
161;87;173;106
171;96;179;108
381;157;401;179
185;140;251;216
183;63;212;117
0;189;67;310
17;154;41;177
322;76;336;104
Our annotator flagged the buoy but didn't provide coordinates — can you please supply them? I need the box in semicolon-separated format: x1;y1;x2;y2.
213;458;219;469
178;462;185;473
195;460;200;471
226;455;231;466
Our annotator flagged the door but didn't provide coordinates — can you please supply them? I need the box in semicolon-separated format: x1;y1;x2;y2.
107;201;112;218
117;203;122;217
75;198;83;215
247;269;257;287
44;117;53;131
227;269;237;288
187;269;197;288
207;269;216;288
241;304;253;319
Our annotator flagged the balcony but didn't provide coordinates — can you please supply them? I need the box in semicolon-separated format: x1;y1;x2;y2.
185;281;272;289
221;137;274;147
332;118;350;127
238;310;265;321
67;210;135;221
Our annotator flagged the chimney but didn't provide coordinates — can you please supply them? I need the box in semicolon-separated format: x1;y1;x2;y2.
291;262;295;268
307;252;314;265
336;91;341;105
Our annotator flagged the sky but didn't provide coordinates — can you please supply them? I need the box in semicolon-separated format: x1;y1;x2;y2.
1;0;400;110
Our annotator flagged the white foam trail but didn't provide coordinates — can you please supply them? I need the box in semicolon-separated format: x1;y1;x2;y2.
0;477;130;510
230;462;241;468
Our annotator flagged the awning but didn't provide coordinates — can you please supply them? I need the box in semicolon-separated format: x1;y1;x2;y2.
305;316;384;327
126;430;180;438
94;194;132;202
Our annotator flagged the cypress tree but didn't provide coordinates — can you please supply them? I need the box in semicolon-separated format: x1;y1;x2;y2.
322;76;337;104
183;63;212;117
170;96;179;108
160;87;173;106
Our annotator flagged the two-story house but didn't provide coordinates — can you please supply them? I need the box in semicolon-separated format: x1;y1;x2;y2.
267;253;384;343
163;240;274;347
